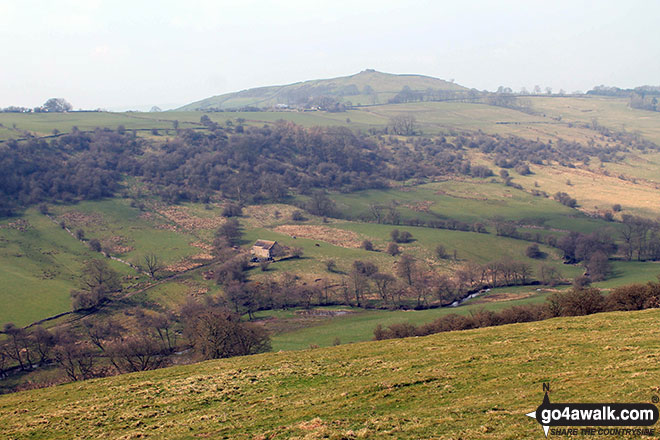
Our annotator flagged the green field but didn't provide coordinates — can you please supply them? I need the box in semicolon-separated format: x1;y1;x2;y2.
0;209;134;326
268;290;551;351
330;180;610;233
3;308;660;439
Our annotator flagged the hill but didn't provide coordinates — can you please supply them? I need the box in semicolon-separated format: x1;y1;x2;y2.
177;69;468;110
2;308;659;439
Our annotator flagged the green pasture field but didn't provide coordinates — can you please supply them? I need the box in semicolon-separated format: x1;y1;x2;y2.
268;290;551;351
51;199;203;267
530;95;660;144
0;209;133;326
0;112;198;140
329;180;610;234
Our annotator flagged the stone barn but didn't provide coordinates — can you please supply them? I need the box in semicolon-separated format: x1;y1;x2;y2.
251;240;278;260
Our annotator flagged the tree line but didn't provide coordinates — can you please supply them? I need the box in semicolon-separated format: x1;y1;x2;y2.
374;279;660;340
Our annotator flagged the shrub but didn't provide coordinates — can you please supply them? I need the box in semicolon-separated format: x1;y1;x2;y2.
325;259;337;272
606;284;649;311
471;165;493;178
386;242;401;256
435;244;447;259
553;192;577;208
373;323;417;340
514;163;532;175
548;287;604;316
572;274;592;288
291;210;306;221
89;239;102;253
361;240;374;251
390;229;412;243
525;243;543;259
612;203;622;212
398;231;413;243
222;203;242;217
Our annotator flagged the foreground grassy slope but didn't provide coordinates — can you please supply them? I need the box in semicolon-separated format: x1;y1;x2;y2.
3;309;660;439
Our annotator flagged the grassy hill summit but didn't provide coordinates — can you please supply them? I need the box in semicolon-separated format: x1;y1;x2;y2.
2;308;659;439
177;69;469;111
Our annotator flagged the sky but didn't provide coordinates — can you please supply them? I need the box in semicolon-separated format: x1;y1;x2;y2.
1;0;659;111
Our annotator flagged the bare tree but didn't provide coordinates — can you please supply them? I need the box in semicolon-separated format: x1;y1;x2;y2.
389;115;416;136
182;304;270;360
396;254;417;286
143;253;163;278
53;338;96;381
372;273;396;304
71;260;122;310
106;334;167;373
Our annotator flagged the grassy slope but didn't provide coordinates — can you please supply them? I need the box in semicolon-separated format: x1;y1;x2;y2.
0;112;200;140
330;180;609;233
530;96;660;144
177;70;466;110
0;209;133;326
2;309;660;439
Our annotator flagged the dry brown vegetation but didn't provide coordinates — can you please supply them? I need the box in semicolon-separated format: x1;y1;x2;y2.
0;219;31;231
242;204;299;228
274;225;364;248
100;235;134;254
155;205;225;231
58;211;105;227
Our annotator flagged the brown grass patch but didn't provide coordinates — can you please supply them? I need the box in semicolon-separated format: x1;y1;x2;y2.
243;204;300;228
473;290;537;304
58;211;105;227
435;189;489;201
402;201;434;212
0;219;31;232
101;236;134;254
190;241;214;252
191;253;214;261
273;225;363;248
155;206;225;231
164;260;203;273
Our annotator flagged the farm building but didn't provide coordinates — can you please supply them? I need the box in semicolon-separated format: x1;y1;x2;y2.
251;240;278;260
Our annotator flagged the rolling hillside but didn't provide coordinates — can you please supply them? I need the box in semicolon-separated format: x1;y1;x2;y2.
177;69;468;110
2;308;659;439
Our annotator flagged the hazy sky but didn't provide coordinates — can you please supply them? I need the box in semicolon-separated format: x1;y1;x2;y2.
1;0;659;110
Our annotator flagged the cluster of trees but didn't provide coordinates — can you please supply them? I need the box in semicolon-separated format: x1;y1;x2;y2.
210;251;547;313
621;214;660;261
5;120;656;216
0;300;270;387
556;230;617;280
0;128;142;215
1;98;73;114
387;86;479;104
553;191;578;208
359;203;487;234
374;279;660;341
459;132;633;167
587;85;660;112
70;259;123;310
630;93;659;112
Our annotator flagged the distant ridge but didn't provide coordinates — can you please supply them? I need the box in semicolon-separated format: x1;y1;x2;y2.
177;70;468;111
